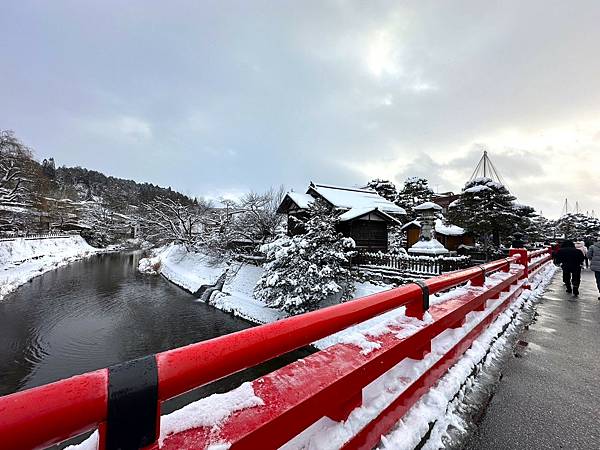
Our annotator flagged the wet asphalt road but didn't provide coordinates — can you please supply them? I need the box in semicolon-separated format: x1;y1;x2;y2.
466;269;600;449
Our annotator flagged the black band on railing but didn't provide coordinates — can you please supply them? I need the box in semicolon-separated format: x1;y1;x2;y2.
413;280;430;311
478;265;487;277
106;355;159;450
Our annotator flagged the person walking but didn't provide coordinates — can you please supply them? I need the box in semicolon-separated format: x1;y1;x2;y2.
575;241;589;268
555;240;585;297
587;240;600;300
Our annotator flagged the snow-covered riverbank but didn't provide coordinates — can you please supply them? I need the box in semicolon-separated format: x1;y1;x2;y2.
0;236;99;301
139;244;392;325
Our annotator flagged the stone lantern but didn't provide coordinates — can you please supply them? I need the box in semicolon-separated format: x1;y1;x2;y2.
408;201;449;255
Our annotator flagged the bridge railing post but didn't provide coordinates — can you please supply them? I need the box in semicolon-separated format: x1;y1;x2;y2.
509;248;529;286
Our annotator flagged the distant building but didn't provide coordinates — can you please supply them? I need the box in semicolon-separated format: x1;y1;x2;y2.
277;182;406;251
431;192;461;214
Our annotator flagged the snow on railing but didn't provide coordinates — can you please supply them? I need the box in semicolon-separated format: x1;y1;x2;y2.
0;248;554;450
354;251;472;275
0;231;76;242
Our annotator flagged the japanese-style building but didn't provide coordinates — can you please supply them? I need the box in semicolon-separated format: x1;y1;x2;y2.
277;182;406;251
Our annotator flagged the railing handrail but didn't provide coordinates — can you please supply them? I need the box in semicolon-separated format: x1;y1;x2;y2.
0;248;550;450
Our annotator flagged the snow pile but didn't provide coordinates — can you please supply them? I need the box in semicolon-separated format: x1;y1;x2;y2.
212;264;286;324
408;238;449;255
68;383;265;450
159;382;264;447
139;244;286;323
139;244;228;293
314;307;433;354
140;244;392;324
0;236;99;301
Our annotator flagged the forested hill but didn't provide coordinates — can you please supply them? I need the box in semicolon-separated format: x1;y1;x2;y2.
1;129;197;242
49;163;195;210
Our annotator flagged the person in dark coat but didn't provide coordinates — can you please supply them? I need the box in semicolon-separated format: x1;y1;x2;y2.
511;233;525;249
555;240;585;296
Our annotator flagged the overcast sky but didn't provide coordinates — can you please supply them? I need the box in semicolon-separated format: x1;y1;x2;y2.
2;1;600;218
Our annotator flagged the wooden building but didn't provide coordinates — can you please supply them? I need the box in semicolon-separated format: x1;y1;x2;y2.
277;182;406;251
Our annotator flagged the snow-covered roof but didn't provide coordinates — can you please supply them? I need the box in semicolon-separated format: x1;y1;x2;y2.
401;219;421;231
287;192;314;209
338;207;401;224
414;201;443;211
309;183;406;215
434;219;465;236
400;218;465;236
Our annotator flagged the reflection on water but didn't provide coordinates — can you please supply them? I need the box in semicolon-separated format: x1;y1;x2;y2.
0;251;312;410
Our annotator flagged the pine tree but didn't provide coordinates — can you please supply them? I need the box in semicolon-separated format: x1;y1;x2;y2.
447;177;519;249
555;213;600;240
524;213;553;243
254;201;356;315
365;179;398;203
396;177;434;218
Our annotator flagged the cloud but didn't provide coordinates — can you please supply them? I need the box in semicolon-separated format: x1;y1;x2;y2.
1;1;600;218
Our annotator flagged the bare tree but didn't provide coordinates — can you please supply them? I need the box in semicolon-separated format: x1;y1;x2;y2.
0;130;34;207
216;186;286;250
139;196;212;249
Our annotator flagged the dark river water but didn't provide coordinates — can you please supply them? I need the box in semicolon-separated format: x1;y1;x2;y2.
0;251;312;417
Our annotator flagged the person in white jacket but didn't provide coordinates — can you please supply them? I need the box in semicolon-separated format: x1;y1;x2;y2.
588;241;600;300
575;241;588;268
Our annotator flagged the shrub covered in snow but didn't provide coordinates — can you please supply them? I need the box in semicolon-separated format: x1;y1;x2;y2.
254;201;356;315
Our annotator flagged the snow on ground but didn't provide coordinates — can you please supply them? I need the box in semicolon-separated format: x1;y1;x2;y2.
0;236;99;301
211;263;286;324
140;244;394;325
139;244;228;293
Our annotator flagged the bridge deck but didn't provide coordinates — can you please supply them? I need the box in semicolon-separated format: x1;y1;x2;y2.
467;269;600;449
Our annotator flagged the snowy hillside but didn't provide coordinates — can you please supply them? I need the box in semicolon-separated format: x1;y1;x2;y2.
0;236;99;301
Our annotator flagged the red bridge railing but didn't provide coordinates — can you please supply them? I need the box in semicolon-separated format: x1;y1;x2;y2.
0;248;553;450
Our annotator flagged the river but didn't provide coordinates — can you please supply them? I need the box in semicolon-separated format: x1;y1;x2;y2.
0;251;312;417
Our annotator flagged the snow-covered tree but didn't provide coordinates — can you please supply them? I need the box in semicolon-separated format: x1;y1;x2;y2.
365;179;398;203
205;186;286;254
524;213;554;243
139;196;212;249
254;201;356;315
0;130;35;207
447;177;519;249
555;213;600;241
387;224;406;254
396;177;434;218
